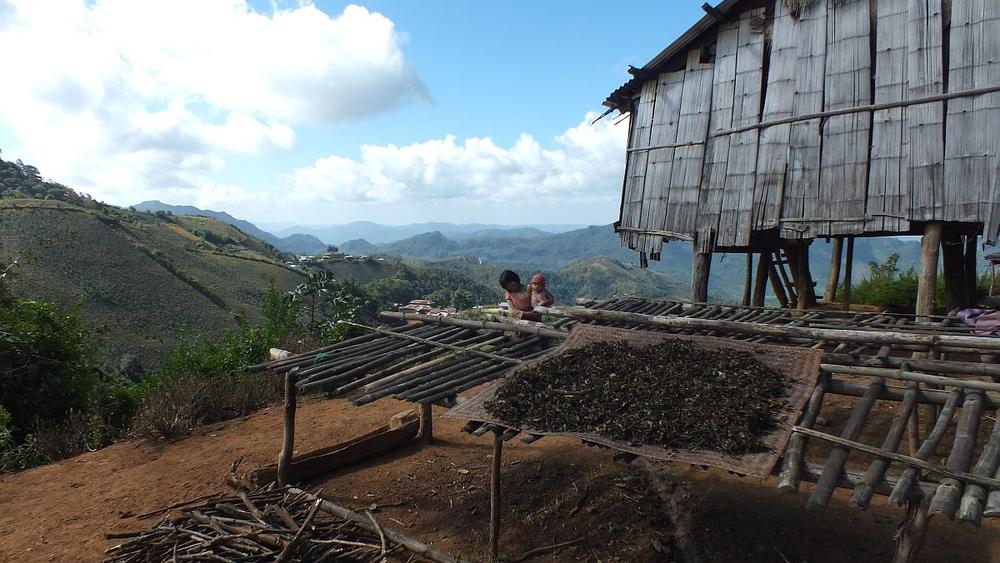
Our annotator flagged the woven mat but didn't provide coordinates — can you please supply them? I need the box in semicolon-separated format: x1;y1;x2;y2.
444;324;822;479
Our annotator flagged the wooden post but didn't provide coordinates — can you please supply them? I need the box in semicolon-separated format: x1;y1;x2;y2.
742;253;753;307
842;238;854;311
752;252;771;307
420;403;434;444
825;237;843;303
489;430;503;562
964;235;978;307
692;251;711;303
941;227;965;312
768;259;790;308
917;223;944;322
891;493;933;563
278;367;299;486
793;241;817;310
991;263;997;297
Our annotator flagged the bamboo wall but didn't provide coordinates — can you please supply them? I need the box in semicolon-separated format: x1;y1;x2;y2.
618;0;1000;258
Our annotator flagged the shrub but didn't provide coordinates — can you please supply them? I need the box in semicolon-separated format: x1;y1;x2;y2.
838;253;945;312
130;372;281;439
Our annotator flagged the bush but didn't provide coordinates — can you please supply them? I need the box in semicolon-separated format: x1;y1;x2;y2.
839;253;944;312
130;372;281;439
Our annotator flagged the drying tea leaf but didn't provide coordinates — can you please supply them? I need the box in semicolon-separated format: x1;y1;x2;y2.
485;340;786;454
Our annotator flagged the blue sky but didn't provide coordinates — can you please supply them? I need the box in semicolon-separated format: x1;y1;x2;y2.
0;0;706;225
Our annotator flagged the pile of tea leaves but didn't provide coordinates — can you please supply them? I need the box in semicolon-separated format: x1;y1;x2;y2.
485;340;787;454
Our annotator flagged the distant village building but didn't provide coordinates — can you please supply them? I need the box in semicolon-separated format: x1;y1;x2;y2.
604;0;1000;316
398;299;457;316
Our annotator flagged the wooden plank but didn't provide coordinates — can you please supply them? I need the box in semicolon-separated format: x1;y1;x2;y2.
620;80;657;251
718;8;766;249
662;50;714;242
641;70;686;258
867;0;909;233
945;0;1000;224
779;0;827;240
816;0;871;237
697;18;740;252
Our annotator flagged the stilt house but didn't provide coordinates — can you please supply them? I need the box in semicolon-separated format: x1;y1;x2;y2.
605;0;1000;315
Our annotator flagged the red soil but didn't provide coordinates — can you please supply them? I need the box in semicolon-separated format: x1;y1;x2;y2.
1;394;998;562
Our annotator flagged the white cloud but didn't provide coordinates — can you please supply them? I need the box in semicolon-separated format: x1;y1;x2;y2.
287;112;628;205
0;0;426;202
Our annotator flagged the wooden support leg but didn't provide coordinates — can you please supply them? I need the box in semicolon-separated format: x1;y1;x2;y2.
768;258;790;309
420;403;434;445
892;493;933;563
278;368;299;486
742;253;753;307
917;223;943;322
941;227;965;312
752;252;771;307
842;238;854;311
992;264;997;297
489;430;503;562
964;235;978;308
825;237;843;303
692;251;711;303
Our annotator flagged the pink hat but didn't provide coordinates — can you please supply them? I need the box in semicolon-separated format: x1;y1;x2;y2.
531;273;546;284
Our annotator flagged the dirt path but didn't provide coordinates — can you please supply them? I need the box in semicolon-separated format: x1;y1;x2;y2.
1;395;998;562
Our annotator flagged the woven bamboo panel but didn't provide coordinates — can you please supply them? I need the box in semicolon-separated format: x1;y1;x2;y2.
445;325;822;479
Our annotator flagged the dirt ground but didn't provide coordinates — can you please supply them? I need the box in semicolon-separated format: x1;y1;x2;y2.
1;394;998;562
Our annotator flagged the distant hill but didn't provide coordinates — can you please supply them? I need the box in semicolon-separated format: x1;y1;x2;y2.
1;198;305;369
135;201;327;255
272;221;586;245
340;239;378;254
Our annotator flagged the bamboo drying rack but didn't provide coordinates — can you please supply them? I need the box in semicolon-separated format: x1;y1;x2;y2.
252;297;1000;561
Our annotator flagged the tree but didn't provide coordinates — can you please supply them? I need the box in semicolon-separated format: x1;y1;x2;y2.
326;245;339;254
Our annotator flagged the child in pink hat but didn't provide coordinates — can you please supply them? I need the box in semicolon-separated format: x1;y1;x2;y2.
530;273;555;308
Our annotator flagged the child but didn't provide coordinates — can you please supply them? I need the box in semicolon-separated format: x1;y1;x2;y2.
499;270;539;320
530;273;555;308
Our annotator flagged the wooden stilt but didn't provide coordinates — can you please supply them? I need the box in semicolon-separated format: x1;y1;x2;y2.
278;368;299;486
842;238;854;311
420;403;434;445
692;251;711;303
742;253;753;307
489;430;503;562
992;263;997;297
825;237;843;303
941;228;965;312
768;259;790;308
795;241;817;310
752;251;771;307
964;235;978;307
916;223;943;322
891;493;933;563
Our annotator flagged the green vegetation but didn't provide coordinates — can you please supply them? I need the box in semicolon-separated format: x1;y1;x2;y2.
838;253;993;312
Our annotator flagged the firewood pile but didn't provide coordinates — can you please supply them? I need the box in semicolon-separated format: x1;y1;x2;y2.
105;486;398;562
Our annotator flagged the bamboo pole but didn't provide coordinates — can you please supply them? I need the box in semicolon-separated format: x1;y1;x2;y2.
917;223;943;322
849;380;920;510
807;379;885;508
825;237;843;303
842;238;854;311
793;426;1000;490
379;311;568;339
287;488;471;563
533;305;1000;352
825;379;1000;411
278;368;298;487
929;391;984;519
339;321;524;365
957;414;1000;524
777;377;828;493
890;390;964;505
820;364;1000;393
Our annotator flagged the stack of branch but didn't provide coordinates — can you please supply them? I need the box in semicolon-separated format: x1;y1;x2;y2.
106;486;399;562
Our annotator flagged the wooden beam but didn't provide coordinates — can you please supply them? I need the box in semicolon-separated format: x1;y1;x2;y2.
692;251;712;303
842;238;855;311
917;223;944;322
825;237;843;303
752;252;771;307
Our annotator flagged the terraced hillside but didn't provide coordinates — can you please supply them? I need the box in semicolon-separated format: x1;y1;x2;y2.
0;199;306;369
